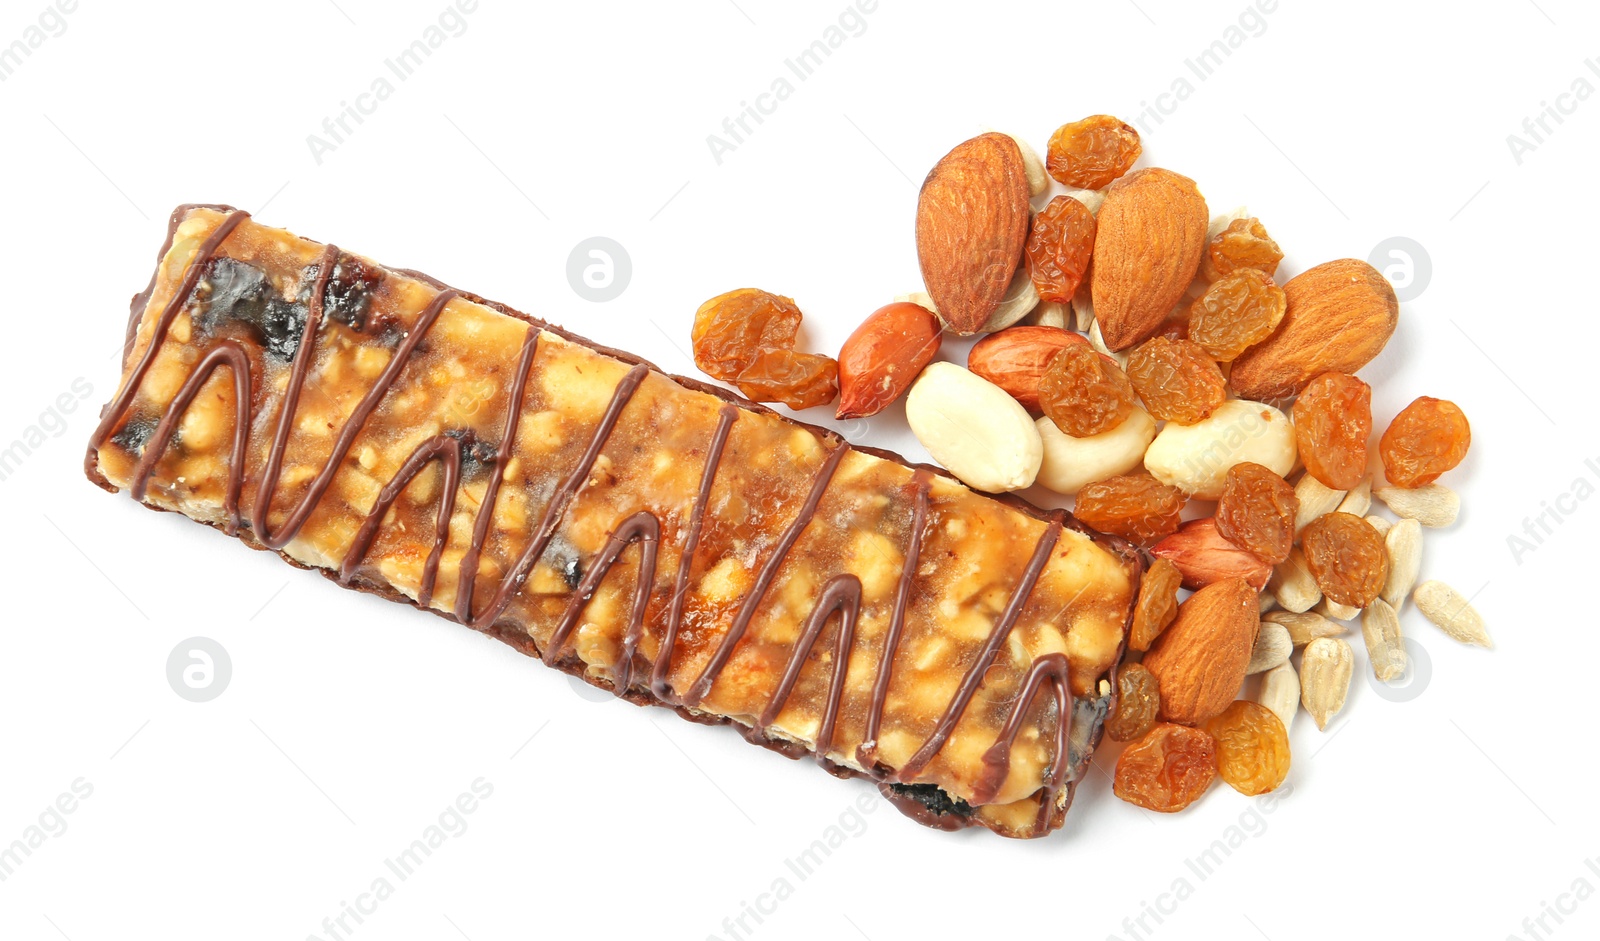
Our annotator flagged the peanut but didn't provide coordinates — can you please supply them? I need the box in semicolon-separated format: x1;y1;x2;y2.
905;362;1042;493
1142;399;1298;500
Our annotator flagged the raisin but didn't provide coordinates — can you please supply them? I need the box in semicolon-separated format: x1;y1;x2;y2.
256;297;311;361
1380;396;1471;489
1294;373;1373;490
190;258;310;362
691;288;803;381
1045;115;1142;189
1113;722;1217;813
1202;700;1290;796
1202;217;1283;282
110;415;158;455
1074;473;1187;546
1129;558;1182;652
301;252;383;331
885;783;974;819
735;349;839;411
1189;268;1287;363
1025;195;1097;303
1300;512;1389;607
192;257;270;331
1215;462;1299;565
1039;344;1137;437
1106;663;1161;742
562;554;585;590
445;428;499;477
1126;336;1228;425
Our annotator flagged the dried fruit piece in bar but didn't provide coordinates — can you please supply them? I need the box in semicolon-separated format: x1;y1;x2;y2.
1040;344;1138;437
1113;723;1217;813
1380;396;1471;489
1046;115;1142;189
1202;216;1283;282
691;287;801;380
1026;195;1097;303
1215;462;1299;565
1294;372;1373;490
1126;336;1227;425
86;206;1143;840
1300;512;1389;607
1202;700;1290;796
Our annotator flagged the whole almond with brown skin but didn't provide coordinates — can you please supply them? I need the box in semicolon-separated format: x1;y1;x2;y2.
967;325;1089;411
1229;259;1399;400
1142;577;1261;726
915;133;1031;336
835;302;942;419
1150;518;1273;591
1092;168;1209;351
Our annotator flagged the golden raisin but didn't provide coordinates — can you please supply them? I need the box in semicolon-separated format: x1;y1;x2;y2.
1300;512;1389;607
1106;663;1161;743
1045;115;1142;189
1113;722;1217;813
735;349;839;411
1126;336;1228;425
1380;396;1472;489
1202;700;1290;796
691;288;802;381
1189;269;1287;363
1129;558;1182;652
1294;373;1373;490
1074;474;1187;546
1040;344;1138;437
1215;462;1299;565
1202;217;1283;282
1025;195;1097;303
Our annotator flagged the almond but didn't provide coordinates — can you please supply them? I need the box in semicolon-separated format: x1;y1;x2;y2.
1229;259;1399;400
1142;577;1261;726
1091;168;1210;351
1149;518;1273;591
836;302;942;419
967;325;1088;411
915;133;1031;335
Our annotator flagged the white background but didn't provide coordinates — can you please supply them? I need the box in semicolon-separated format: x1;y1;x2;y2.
1;1;1595;939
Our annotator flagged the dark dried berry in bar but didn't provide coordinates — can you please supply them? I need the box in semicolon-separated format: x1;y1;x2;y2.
445;427;499;477
191;258;310;362
301;252;383;331
110;416;158;454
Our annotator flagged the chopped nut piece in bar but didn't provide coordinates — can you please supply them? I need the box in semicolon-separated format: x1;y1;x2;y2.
85;206;1141;839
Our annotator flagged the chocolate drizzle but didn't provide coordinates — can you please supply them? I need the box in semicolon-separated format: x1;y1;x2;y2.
649;404;739;701
857;470;932;772
756;573;862;767
127;340;252;535
679;441;849;709
339;434;462;608
896;518;1064;780
91;208;1105;837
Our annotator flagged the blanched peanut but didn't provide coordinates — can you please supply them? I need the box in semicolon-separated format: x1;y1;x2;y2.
1142;399;1297;499
906;362;1042;493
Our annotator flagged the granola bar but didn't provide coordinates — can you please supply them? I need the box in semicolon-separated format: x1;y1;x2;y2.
85;205;1140;838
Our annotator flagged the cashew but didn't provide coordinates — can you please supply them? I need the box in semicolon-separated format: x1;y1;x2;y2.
1034;408;1156;495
